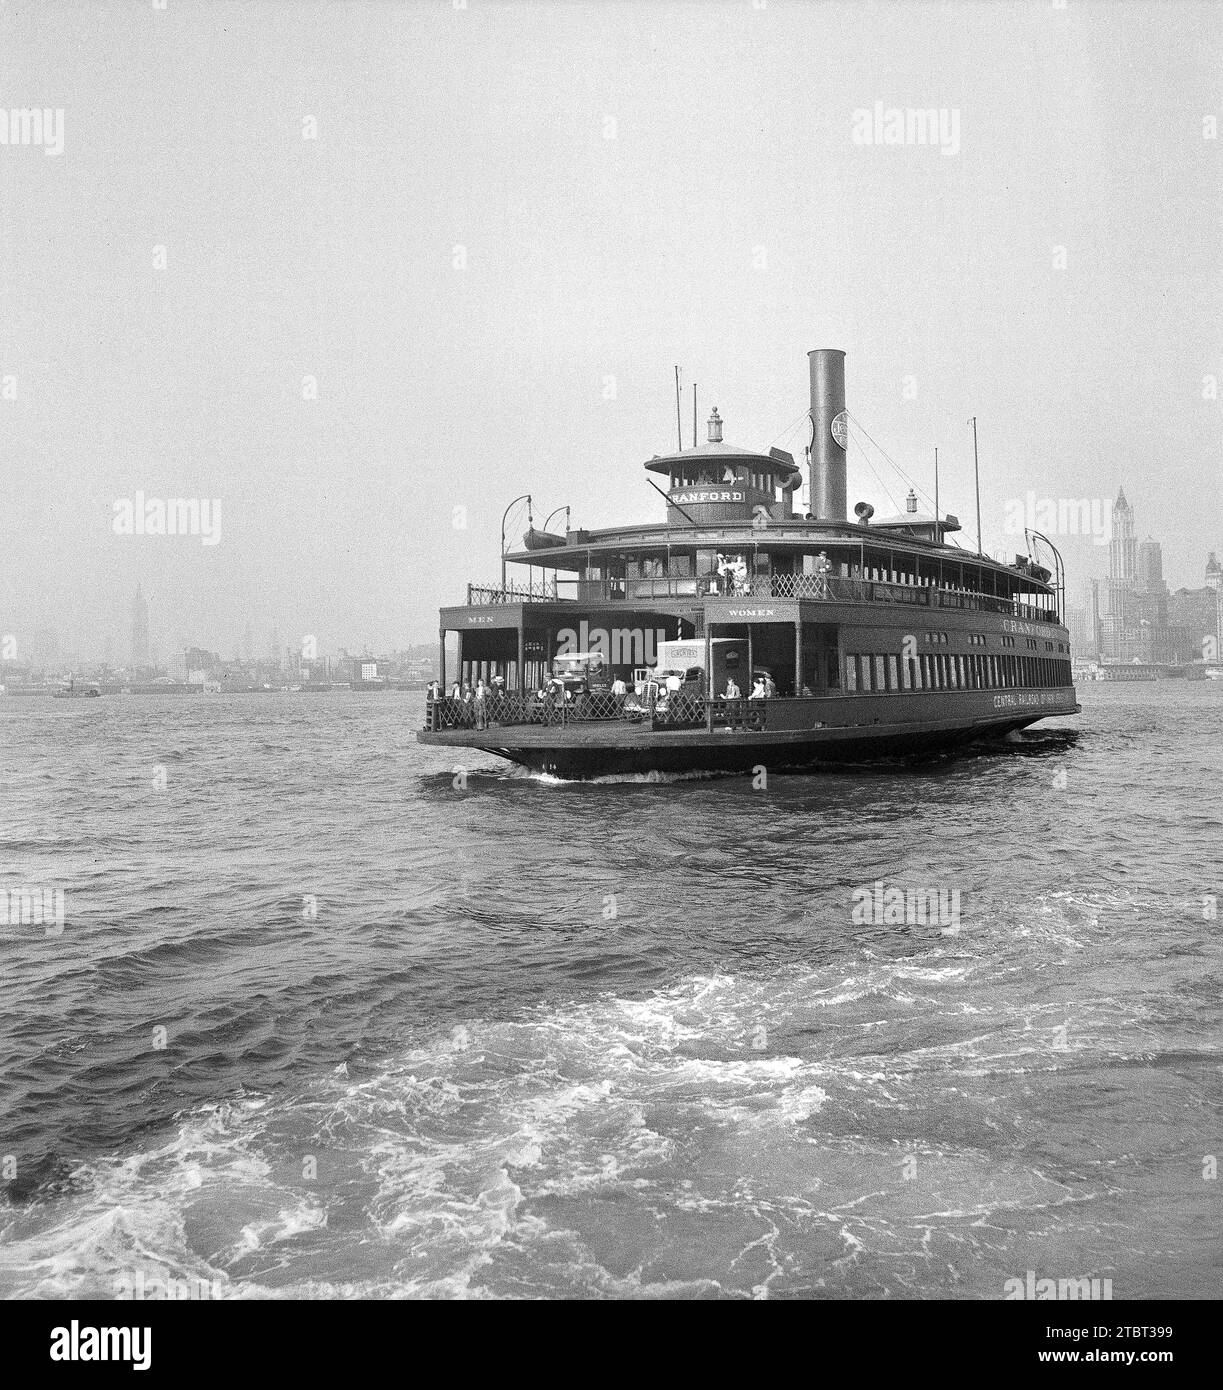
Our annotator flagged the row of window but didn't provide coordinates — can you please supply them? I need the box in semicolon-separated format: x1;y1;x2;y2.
582;551;1057;611
925;631;1069;655
844;651;1072;694
668;470;775;493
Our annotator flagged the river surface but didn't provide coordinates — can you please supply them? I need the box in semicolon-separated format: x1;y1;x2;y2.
0;682;1219;1298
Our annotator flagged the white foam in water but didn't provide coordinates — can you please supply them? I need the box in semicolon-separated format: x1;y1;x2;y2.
0;947;1188;1298
530;767;735;786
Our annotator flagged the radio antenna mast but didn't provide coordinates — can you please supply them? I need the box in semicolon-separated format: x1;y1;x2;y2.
674;367;682;451
969;417;982;556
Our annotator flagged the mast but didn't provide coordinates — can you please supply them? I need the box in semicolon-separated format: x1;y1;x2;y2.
692;383;697;449
674;366;682;451
969;416;982;557
934;446;939;540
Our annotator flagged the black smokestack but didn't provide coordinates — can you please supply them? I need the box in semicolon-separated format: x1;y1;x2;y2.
808;349;847;522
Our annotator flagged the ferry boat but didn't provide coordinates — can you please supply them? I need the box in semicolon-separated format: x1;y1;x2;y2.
52;678;101;699
418;348;1079;778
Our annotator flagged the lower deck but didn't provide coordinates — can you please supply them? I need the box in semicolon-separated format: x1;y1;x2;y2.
417;685;1081;778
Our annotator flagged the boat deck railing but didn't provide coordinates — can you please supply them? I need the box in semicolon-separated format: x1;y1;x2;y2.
467;580;562;605
424;689;771;733
466;575;1059;623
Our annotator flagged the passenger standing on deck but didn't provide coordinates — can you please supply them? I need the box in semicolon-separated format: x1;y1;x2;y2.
749;676;766;700
813;550;832;598
763;671;777;698
733;554;749;594
474;679;488;729
725;676;741;699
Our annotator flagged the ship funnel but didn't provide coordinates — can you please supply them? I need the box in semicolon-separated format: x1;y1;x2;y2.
808;348;847;522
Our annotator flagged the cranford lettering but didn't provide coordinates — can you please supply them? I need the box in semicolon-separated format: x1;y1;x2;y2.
669;490;744;504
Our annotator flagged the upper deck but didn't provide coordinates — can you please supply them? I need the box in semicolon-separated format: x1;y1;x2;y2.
493;513;1060;625
461;572;1060;626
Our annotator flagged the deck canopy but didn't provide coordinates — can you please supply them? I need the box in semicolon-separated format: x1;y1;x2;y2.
503;519;1056;605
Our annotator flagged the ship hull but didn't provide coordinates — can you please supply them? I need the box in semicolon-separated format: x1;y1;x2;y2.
417;688;1080;779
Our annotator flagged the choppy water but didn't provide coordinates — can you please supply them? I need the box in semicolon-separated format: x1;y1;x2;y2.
0;683;1219;1299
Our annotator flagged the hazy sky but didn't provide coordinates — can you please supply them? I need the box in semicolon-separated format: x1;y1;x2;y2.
2;0;1220;659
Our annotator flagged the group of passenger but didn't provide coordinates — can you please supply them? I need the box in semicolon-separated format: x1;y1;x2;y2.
426;674;508;729
713;553;750;595
427;666;792;724
722;669;778;700
721;671;777;700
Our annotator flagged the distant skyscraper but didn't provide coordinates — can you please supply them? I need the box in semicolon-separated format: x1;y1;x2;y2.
1109;489;1137;585
1168;553;1221;656
1136;537;1169;655
1136;537;1164;593
1090;578;1101;656
1103;490;1140;660
1207;553;1222;658
131;585;150;668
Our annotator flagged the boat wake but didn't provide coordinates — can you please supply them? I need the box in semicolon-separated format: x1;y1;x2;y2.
4;925;1202;1300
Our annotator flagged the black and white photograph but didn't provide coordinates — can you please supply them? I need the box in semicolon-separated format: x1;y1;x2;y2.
0;0;1218;1347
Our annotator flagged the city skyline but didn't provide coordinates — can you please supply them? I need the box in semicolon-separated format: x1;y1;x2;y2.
5;498;1221;675
2;2;1220;661
1065;488;1221;664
